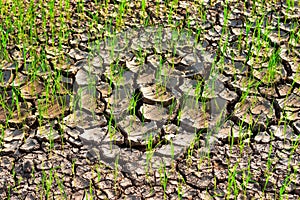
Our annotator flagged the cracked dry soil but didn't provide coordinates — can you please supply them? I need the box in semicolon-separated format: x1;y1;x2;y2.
0;0;300;199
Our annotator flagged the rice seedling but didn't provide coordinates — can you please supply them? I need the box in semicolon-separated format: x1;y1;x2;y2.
113;155;120;193
158;162;169;200
145;133;154;179
54;172;67;199
116;0;127;29
177;174;185;199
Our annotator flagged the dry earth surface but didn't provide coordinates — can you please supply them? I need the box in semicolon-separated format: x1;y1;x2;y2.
0;0;300;199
